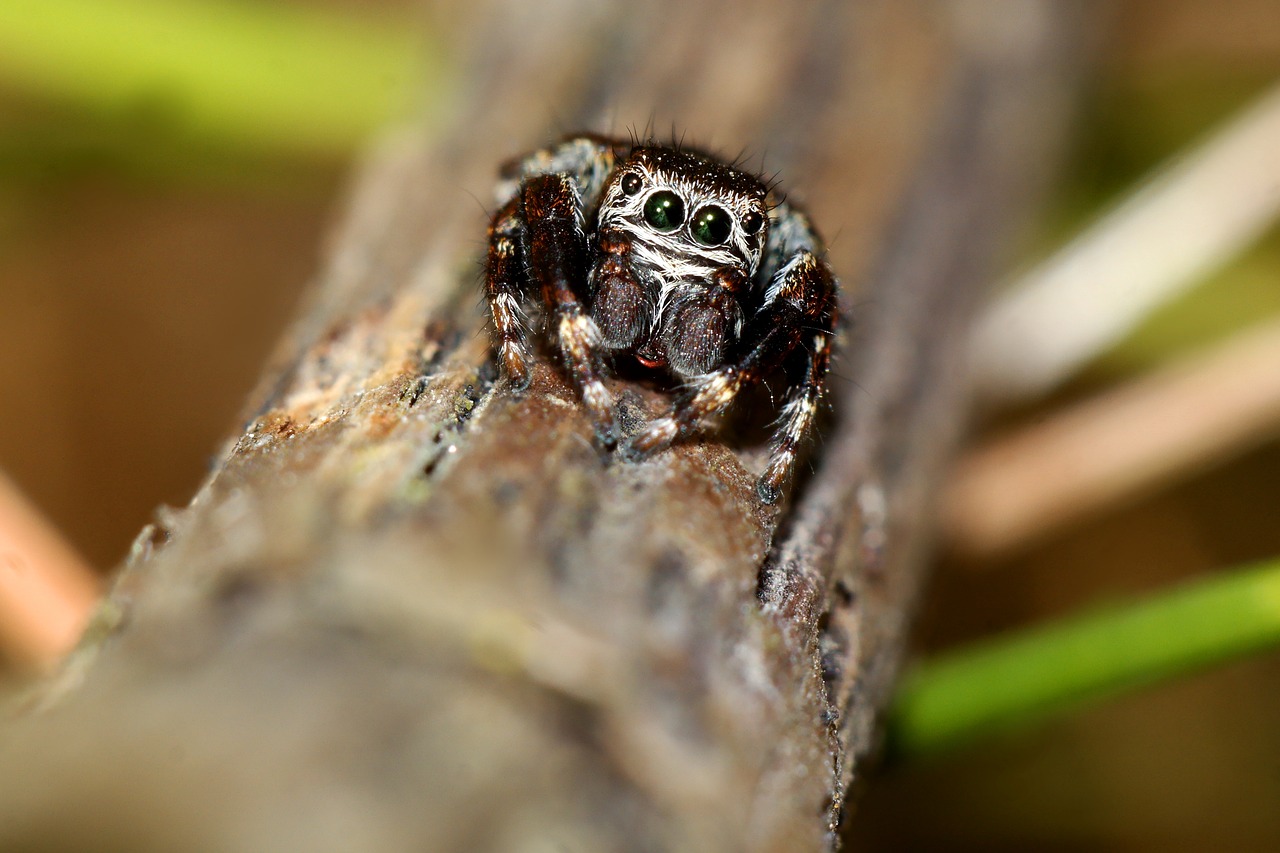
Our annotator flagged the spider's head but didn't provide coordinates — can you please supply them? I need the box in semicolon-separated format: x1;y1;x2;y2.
593;146;770;376
598;146;769;281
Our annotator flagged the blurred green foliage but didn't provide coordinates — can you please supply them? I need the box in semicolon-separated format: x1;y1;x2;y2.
889;556;1280;759
0;0;441;184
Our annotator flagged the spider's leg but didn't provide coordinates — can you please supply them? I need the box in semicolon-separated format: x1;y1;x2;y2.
626;251;837;503
483;135;627;432
486;136;626;391
757;315;835;504
757;198;824;282
485;195;533;388
521;173;618;447
746;199;840;501
496;135;626;215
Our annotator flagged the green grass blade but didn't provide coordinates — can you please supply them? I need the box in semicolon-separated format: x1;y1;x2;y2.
0;0;436;156
889;557;1280;758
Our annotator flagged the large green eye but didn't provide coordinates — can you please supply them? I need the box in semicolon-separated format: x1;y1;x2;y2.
691;204;733;246
643;191;685;232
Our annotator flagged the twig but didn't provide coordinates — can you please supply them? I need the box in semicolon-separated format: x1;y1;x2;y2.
944;315;1280;559
971;80;1280;404
0;2;1084;850
0;473;99;670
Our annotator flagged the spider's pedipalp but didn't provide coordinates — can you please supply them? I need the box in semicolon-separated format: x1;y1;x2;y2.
625;249;837;503
590;227;653;351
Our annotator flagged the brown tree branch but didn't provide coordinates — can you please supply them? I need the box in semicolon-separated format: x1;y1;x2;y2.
0;2;1085;850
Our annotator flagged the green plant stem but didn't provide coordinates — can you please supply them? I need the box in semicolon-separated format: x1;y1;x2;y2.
0;0;436;156
889;557;1280;758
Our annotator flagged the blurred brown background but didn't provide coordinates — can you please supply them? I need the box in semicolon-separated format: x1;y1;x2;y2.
1;1;1278;850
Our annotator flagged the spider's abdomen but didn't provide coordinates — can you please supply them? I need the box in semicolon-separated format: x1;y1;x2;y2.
655;280;743;377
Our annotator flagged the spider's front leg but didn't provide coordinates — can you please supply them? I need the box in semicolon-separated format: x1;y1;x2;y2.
625;251;838;504
483;174;614;445
485;195;534;389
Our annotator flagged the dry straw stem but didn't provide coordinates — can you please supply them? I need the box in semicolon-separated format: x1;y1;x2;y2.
949;77;1280;558
971;79;1280;404
0;473;99;670
944;315;1280;559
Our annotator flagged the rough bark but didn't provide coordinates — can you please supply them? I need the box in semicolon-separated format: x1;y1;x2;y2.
0;2;1084;850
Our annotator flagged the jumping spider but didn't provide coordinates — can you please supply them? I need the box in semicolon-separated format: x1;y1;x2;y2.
484;135;838;503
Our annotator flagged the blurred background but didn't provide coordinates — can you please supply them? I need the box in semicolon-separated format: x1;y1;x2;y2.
0;1;1278;850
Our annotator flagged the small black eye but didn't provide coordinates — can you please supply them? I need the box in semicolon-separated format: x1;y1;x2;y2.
691;204;732;246
620;173;642;195
742;210;765;236
643;191;685;232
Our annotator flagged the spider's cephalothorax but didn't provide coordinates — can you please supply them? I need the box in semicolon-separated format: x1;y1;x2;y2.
484;135;838;503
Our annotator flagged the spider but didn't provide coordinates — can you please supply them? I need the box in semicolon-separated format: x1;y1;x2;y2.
484;134;838;504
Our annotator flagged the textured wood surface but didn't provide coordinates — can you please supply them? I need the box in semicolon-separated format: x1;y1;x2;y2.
0;2;1084;850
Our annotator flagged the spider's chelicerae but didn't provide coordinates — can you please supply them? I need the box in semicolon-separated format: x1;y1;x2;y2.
484;135;838;503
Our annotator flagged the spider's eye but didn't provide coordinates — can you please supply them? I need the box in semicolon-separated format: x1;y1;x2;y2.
620;173;642;195
690;204;733;246
643;191;685;232
742;210;765;236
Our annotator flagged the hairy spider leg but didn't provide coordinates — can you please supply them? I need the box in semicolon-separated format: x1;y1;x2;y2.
484;136;623;440
484;195;533;388
520;174;618;446
758;317;836;504
626;249;837;504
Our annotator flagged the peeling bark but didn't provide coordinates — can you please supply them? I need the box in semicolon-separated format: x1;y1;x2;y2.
0;2;1085;850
